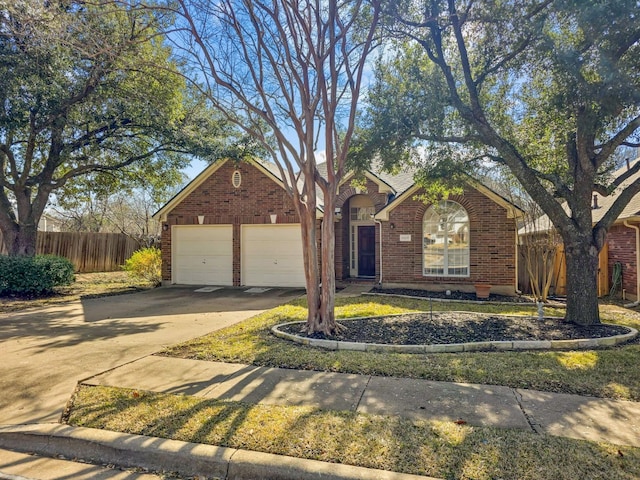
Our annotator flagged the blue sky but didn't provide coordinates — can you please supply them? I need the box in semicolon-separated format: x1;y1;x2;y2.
182;158;208;181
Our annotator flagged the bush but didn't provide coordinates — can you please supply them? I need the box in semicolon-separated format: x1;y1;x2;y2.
123;247;162;285
0;255;75;296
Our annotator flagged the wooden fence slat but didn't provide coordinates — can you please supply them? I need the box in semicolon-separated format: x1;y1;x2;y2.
518;243;609;297
0;231;140;273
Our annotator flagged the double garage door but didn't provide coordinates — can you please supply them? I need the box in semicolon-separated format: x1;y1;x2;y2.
172;224;305;287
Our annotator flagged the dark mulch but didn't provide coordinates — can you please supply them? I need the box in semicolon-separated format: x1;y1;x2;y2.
371;287;536;303
278;312;631;345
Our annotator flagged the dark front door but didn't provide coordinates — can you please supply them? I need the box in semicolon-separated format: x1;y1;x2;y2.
358;225;376;277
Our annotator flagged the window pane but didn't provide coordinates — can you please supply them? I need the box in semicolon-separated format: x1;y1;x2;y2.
423;200;469;277
351;206;375;221
423;243;444;275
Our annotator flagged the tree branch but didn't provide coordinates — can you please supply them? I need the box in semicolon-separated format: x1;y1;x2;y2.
594;114;640;167
595;175;640;232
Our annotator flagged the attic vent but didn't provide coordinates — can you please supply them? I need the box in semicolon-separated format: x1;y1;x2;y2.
232;170;242;188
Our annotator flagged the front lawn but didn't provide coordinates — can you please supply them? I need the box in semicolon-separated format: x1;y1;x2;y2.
67;384;640;480
64;295;640;479
0;271;155;313
161;296;640;400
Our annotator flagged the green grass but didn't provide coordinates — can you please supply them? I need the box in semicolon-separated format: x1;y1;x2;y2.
67;385;640;480
0;271;154;313
162;296;640;400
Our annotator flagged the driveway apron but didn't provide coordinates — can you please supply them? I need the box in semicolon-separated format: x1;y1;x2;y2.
0;286;302;425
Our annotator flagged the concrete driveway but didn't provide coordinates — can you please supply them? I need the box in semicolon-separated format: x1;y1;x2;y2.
0;286;303;425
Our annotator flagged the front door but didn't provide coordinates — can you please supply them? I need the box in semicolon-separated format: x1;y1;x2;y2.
357;225;376;277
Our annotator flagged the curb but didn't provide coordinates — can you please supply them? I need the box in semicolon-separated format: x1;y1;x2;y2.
0;424;439;480
272;315;638;353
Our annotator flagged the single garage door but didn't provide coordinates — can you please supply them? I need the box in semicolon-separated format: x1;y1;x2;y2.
241;224;306;287
173;225;233;285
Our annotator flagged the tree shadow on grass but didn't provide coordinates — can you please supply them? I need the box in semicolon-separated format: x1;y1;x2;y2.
65;385;640;480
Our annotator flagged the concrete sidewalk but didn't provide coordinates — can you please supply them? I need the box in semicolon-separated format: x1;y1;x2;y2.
0;446;163;480
83;355;640;447
3;354;640;479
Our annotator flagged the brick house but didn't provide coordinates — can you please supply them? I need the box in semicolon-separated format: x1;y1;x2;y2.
153;158;523;295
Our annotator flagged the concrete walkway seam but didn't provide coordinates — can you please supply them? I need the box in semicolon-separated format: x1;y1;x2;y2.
510;389;542;434
0;424;440;480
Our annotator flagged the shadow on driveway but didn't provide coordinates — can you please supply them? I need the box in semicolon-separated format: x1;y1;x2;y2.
80;286;305;322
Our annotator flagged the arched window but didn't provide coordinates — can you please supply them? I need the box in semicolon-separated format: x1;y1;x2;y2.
423;200;469;276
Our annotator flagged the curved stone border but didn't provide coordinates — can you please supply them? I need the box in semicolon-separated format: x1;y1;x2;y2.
271;314;638;353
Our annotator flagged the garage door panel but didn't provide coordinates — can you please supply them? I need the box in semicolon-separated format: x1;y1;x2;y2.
173;226;233;285
247;257;304;272
174;255;230;271
242;224;306;287
175;240;230;256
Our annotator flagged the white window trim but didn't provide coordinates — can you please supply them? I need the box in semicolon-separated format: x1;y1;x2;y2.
422;201;470;278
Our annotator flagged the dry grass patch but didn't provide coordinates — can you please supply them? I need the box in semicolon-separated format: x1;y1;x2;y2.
0;271;154;313
67;385;640;480
162;296;640;400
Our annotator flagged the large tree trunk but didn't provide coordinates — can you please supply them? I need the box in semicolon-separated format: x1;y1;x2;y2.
1;185;49;256
563;237;600;325
0;221;38;256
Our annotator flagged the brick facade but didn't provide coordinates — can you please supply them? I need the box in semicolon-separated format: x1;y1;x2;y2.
334;177;389;281
607;223;639;300
160;160;518;294
160;160;299;285
377;187;516;294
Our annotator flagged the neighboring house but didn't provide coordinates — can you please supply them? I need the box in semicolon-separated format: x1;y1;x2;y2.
38;213;63;232
519;157;640;301
153;158;523;295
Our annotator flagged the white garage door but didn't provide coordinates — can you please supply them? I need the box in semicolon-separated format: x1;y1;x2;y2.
241;224;306;287
173;225;233;285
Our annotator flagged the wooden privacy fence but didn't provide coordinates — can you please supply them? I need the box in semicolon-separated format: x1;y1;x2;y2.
518;243;609;297
0;231;140;273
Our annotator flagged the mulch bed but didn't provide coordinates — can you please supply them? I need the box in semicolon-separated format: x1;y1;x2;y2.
278;312;631;345
371;287;536;303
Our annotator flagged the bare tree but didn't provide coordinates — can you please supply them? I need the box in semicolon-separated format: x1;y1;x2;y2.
519;199;560;302
156;0;380;334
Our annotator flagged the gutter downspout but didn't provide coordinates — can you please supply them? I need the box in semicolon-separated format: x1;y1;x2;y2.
374;219;383;285
623;220;640;307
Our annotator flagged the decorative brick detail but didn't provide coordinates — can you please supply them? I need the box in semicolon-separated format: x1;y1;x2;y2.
334;177;388;281
336;180;388;211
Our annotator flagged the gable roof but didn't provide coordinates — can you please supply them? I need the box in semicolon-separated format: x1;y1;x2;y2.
322;160;416;198
374;177;524;221
152;157;286;222
154;156;523;222
592;158;640;222
519;156;640;235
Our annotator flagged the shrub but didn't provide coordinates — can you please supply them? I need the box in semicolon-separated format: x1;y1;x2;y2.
0;255;75;296
123;247;162;285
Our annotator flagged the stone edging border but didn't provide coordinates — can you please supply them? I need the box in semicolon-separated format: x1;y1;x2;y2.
271;313;638;353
